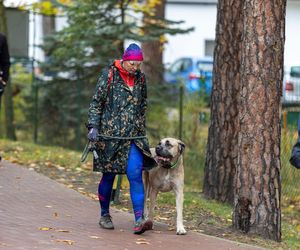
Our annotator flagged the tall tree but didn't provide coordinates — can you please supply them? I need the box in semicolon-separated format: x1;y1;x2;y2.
141;0;166;85
233;0;285;241
233;0;286;241
0;0;17;140
204;0;284;240
203;0;243;203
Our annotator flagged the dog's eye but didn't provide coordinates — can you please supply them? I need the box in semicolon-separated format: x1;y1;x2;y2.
165;140;172;147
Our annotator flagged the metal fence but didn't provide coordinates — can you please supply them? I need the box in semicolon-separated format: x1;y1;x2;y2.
281;108;300;211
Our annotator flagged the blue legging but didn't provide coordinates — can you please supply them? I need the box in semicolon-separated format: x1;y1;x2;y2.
98;142;144;222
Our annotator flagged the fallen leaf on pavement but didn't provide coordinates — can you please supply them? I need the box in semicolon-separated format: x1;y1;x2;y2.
56;229;70;233
0;242;10;247
45;205;52;208
89;236;102;239
56;239;75;245
136;241;150;245
53;212;58;217
39;227;52;231
153;230;161;234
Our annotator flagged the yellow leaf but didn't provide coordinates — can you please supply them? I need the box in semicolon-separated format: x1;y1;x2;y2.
296;225;300;231
58;0;72;5
39;227;52;231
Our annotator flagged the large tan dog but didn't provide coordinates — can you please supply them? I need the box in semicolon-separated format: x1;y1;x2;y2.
143;138;186;235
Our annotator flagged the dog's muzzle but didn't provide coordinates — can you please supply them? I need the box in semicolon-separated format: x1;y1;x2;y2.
155;145;180;169
155;155;172;168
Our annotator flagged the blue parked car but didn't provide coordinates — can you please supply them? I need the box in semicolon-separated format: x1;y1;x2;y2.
164;56;213;93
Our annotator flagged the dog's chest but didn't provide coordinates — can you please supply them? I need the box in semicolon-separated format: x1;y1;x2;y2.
157;172;173;192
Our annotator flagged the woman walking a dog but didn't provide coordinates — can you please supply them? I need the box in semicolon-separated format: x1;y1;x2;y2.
87;43;156;234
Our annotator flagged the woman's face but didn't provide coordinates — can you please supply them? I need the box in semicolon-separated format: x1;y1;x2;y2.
122;60;142;74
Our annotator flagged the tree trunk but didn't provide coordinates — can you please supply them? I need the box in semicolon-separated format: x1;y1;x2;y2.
203;0;243;203
0;1;16;140
233;0;285;241
141;0;165;85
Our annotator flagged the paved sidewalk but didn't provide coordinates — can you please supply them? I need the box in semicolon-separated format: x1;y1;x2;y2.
0;161;263;250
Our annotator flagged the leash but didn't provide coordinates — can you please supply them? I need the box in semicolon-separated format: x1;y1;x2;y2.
97;134;147;140
80;134;147;162
81;141;99;162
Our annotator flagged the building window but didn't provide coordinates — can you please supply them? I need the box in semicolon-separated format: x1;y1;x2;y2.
205;40;215;57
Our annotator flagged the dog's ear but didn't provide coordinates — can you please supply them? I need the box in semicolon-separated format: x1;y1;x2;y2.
178;140;185;154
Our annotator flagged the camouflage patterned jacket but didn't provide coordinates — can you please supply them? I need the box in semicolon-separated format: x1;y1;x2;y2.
87;62;156;173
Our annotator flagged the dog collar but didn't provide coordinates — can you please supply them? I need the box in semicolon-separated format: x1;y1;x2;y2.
162;156;180;169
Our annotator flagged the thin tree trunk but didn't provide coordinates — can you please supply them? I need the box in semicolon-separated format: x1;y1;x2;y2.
233;0;285;241
0;0;16;140
203;0;243;203
141;0;165;85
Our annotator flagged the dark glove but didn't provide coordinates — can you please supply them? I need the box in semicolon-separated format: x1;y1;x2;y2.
87;128;98;142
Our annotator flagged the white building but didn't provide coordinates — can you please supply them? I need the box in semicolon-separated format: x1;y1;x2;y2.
164;0;300;65
164;0;217;64
285;0;300;65
5;0;300;66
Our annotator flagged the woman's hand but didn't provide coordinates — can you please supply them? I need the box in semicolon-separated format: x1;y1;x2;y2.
87;128;99;142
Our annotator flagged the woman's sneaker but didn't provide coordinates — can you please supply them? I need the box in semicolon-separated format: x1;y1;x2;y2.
99;214;114;229
133;218;153;234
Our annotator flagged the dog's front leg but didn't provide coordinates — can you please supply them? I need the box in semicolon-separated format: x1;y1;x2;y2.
174;186;186;235
148;189;158;222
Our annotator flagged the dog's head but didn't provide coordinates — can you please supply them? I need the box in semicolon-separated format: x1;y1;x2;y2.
155;138;185;167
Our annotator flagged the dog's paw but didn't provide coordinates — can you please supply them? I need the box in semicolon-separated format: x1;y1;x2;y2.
176;227;187;235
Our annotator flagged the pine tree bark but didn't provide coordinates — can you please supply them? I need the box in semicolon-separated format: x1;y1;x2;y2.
0;1;16;140
203;0;243;203
141;0;165;85
233;0;285;241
